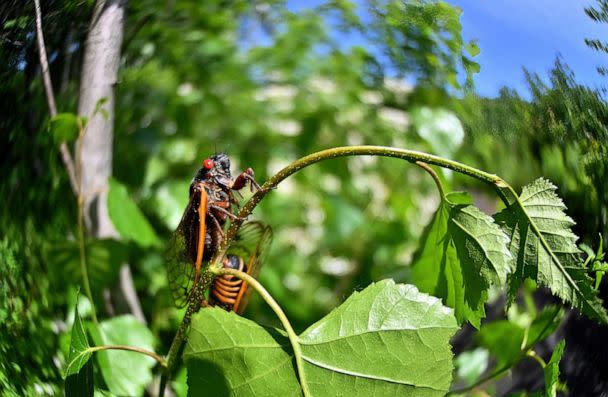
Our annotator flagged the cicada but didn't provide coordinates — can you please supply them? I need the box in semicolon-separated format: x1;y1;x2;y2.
210;221;272;313
166;153;268;310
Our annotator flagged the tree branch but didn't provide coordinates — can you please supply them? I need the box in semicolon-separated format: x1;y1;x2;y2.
33;0;79;195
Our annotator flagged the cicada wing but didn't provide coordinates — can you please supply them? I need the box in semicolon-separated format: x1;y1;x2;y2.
166;190;204;308
227;221;273;314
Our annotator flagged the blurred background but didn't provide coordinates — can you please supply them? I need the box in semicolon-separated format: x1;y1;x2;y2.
1;0;607;395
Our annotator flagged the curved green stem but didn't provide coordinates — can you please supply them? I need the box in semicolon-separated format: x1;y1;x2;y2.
68;344;167;370
526;350;547;368
448;306;562;395
416;161;446;200
211;145;508;267
77;197;97;324
209;266;311;397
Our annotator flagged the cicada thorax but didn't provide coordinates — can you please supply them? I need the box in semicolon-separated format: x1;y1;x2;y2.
210;255;248;311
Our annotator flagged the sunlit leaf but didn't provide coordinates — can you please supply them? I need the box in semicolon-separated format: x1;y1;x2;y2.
456;348;489;386
495;178;608;323
412;192;514;327
186;281;458;396
299;280;459;396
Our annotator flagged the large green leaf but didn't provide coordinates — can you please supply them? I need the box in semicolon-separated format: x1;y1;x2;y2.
412;192;514;327
184;308;301;397
495;178;608;323
88;315;156;396
185;281;458;397
299;280;458;397
65;305;94;397
108;178;161;248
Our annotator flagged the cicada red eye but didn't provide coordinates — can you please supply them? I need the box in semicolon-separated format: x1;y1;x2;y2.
203;158;214;169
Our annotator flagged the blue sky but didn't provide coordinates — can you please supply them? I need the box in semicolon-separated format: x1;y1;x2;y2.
451;0;608;97
287;0;608;98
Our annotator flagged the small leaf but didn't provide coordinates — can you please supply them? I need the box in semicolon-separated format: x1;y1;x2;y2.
48;113;83;144
299;280;459;396
108;178;161;248
544;341;566;397
184;308;301;397
456;348;489;386
65;305;94;397
412;193;514;327
89;315;156;396
495;178;608;323
528;306;564;344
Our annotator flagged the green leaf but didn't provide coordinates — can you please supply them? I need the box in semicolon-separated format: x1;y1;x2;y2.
88;315;156;396
186;281;458;396
528;306;564;344
108;178;161;248
495;178;608;323
478;321;525;367
455;348;488;386
184;308;301;397
412;193;514;327
65;305;94;397
299;280;459;396
46;239;127;294
544;340;565;397
48;113;85;144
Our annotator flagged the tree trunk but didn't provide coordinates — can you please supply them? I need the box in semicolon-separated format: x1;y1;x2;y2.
77;0;146;323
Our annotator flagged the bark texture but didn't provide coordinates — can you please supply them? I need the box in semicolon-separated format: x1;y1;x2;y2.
77;0;125;237
77;0;146;323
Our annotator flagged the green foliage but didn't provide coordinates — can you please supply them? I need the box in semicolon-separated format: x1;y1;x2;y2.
495;178;608;322
108;178;161;247
88;316;157;396
186;280;457;396
47;239;127;298
3;0;607;395
65;305;94;397
299;280;458;396
48;113;85;144
478;306;563;371
544;340;565;397
185;308;301;396
411;191;513;327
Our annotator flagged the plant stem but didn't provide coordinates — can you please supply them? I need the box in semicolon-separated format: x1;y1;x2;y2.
33;0;79;195
77;196;97;324
416;161;446;200
212;145;508;268
526;350;547;368
77;345;167;368
160;270;213;397
209;266;311;397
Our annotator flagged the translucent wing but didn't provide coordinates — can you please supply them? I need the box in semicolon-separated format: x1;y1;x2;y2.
166;190;203;308
228;221;273;314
